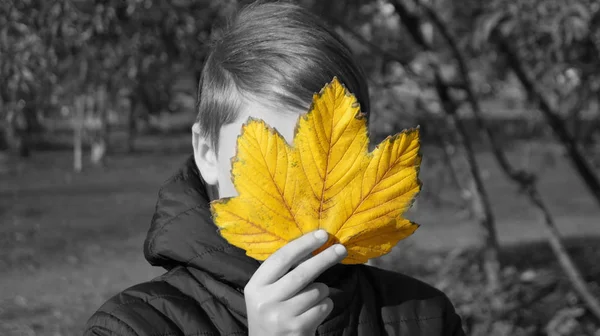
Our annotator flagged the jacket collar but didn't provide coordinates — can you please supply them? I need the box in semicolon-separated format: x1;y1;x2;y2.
144;155;261;290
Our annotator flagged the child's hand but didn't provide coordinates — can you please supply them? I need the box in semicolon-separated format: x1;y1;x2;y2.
244;230;347;336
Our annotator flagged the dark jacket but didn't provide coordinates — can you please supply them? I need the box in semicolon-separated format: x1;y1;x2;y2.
84;156;465;336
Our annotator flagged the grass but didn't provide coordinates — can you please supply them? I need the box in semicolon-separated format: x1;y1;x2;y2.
0;136;599;336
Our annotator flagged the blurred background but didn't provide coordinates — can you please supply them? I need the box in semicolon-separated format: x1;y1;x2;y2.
1;0;600;335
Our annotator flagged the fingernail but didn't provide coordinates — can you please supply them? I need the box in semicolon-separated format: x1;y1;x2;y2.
333;244;347;256
314;230;328;241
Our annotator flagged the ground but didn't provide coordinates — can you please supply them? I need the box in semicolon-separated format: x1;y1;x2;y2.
1;138;599;336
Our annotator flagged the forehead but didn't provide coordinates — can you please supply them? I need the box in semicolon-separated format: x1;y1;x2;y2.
224;99;303;145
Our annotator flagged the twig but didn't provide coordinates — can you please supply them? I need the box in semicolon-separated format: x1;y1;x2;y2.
323;14;421;80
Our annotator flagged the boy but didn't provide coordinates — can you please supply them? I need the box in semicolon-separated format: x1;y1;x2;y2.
84;1;465;335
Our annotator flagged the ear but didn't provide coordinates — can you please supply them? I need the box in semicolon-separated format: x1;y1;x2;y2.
192;123;218;185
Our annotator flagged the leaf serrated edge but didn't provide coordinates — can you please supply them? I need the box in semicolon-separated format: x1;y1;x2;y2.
329;126;423;239
373;126;423;214
210;197;235;234
211;198;289;243
404;126;423;214
229;117;290;185
292;76;368;140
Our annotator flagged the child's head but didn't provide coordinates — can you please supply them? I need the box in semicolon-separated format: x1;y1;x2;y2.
192;0;370;198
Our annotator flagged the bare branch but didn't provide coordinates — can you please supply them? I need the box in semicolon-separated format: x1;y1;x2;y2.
493;30;600;207
389;0;502;292
420;2;600;321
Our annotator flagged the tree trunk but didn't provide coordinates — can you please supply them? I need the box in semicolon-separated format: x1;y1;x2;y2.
435;74;501;293
493;31;600;207
428;119;470;211
2;108;18;152
91;85;107;166
2;84;27;156
0;95;7;151
434;130;466;199
388;0;502;291
73;95;84;172
127;95;138;153
102;86;111;154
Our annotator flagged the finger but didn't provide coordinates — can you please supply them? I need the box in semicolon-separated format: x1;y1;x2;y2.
283;282;330;316
292;297;333;331
289;253;312;271
270;244;346;299
250;230;329;286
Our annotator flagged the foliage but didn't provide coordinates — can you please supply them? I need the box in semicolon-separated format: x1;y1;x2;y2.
0;0;231;126
470;0;600;126
211;78;421;264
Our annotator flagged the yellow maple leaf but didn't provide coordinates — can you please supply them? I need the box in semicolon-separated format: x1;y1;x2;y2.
211;77;421;264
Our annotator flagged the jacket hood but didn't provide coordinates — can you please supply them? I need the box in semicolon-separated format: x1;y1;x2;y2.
143;155;261;290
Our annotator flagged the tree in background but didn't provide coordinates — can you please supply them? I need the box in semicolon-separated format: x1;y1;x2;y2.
1;0;235;168
471;0;600;207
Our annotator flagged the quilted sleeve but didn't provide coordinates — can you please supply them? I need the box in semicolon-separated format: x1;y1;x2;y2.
82;280;218;336
84;311;143;336
443;295;466;336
